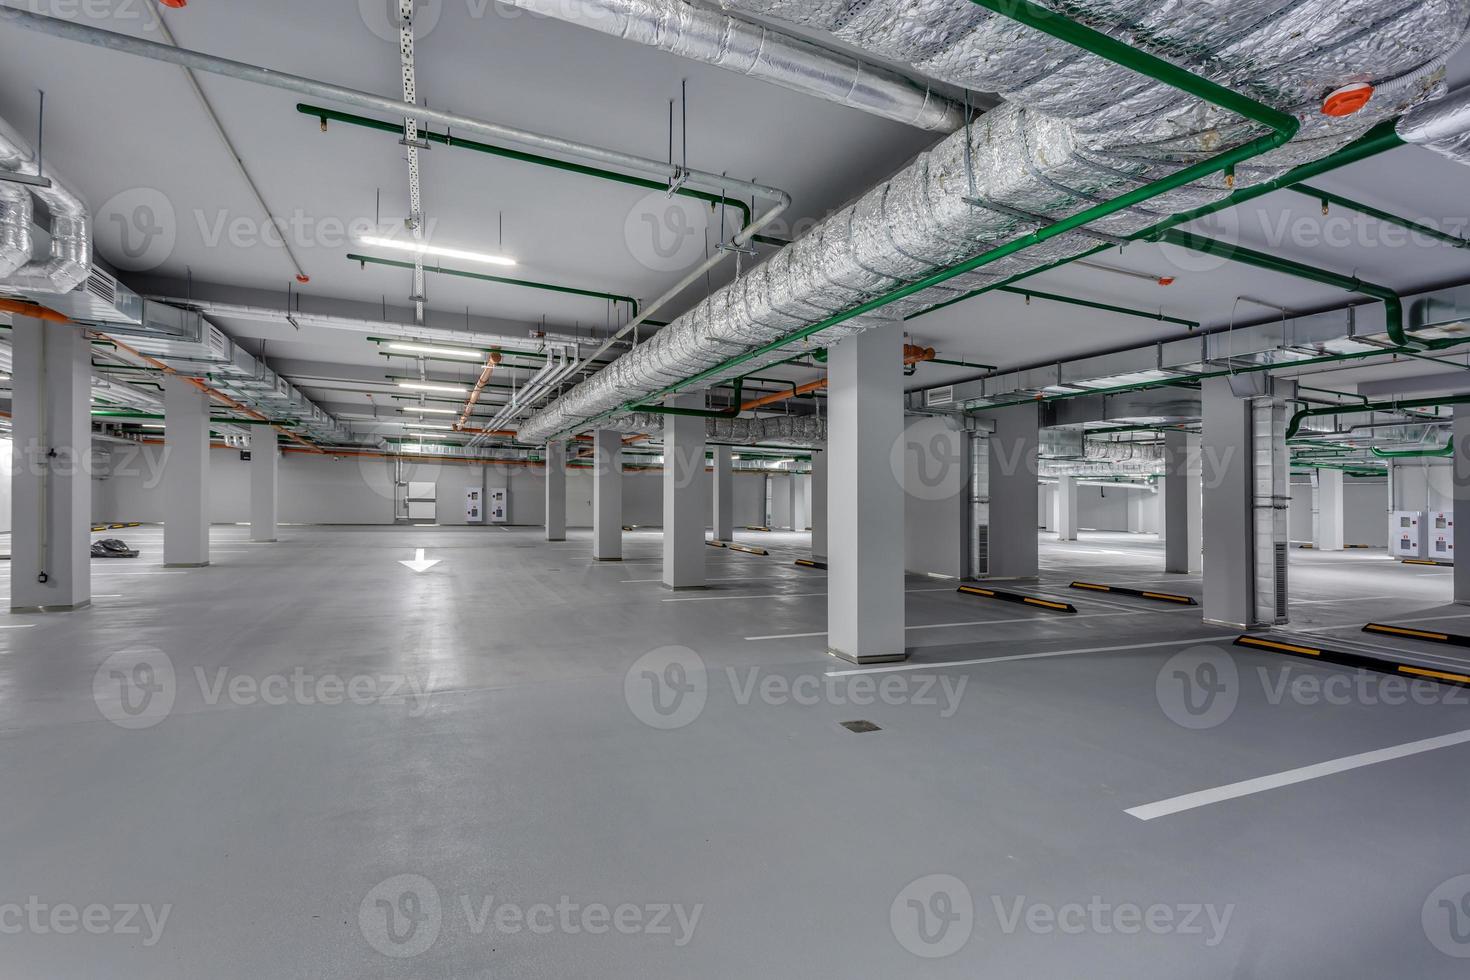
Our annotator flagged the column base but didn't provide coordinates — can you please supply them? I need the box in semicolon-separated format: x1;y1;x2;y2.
662;582;707;591
251;538;278;544
827;648;909;665
165;561;211;568
11;600;91;613
593;556;622;562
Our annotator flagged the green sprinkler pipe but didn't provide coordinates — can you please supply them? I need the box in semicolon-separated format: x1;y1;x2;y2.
1371;437;1454;459
347;253;665;324
1293;184;1470;250
1005;285;1197;328
91;410;295;425
1287;396;1470;440
1153;228;1406;346
301;104;788;248
613;0;1298;420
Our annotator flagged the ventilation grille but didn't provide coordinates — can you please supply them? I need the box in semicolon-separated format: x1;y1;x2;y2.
971;524;989;578
1274;542;1289;621
927;385;954;407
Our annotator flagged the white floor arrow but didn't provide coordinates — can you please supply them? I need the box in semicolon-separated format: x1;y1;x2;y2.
398;548;441;573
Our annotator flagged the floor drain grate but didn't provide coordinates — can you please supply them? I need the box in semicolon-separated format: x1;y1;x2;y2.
840;720;881;733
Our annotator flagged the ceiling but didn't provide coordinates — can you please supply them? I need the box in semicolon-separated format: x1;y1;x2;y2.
4;0;1470;429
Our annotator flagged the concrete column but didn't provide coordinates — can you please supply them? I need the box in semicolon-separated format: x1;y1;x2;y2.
10;318;92;612
827;323;906;664
662;393;706;588
1201;379;1289;628
544;440;566;542
592;429;622;561
711;443;733;542
1455;410;1470;603
811;449;828;560
1315;468;1345;552
163;374;210;568
1054;475;1079;541
1163;431;1202;574
250;426;278;543
985;404;1040;579
794;473;811;531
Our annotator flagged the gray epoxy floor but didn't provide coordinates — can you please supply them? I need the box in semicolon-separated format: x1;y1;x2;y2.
1;525;1468;977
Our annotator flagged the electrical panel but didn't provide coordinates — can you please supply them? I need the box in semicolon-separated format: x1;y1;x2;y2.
1429;510;1455;562
465;487;484;525
488;487;508;524
1390;510;1426;559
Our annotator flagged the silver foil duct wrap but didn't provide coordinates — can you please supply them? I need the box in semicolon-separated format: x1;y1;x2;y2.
518;0;1470;444
585;413;827;447
1398;84;1470;168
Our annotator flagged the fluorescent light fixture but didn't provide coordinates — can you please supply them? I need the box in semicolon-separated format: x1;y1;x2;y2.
387;342;487;360
401;433;452;440
404;422;453;430
397;381;467;394
140;423;165;429
359;235;516;267
399;405;459;415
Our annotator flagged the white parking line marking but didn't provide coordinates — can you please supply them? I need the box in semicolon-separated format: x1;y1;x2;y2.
746;606;1198;641
663;587;951;603
827;635;1234;676
1126;728;1470;822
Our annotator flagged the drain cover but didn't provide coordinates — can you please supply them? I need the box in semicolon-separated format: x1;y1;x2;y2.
840;720;881;733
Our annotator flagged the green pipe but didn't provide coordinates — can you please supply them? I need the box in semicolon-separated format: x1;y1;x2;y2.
632;380;744;418
1287;395;1470;440
1293;184;1470;250
348;253;654;320
1006;285;1197;328
1153;228;1406;346
606;0;1298;422
301;104;788;248
1371;438;1454;459
91;410;294;425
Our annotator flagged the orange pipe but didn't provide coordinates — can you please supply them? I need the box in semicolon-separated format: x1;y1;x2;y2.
0;298;70;323
456;351;503;429
737;345;935;411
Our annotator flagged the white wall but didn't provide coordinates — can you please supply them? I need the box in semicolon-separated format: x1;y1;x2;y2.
902;416;966;578
91;446;774;529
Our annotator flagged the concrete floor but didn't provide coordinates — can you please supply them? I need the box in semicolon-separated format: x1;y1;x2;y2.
1;525;1468;977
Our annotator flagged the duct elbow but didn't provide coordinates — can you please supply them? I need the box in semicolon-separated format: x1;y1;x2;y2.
0;184;32;279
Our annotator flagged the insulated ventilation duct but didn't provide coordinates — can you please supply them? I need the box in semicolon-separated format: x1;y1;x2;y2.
0;115;91;295
518;0;1470;445
596;412;827;446
495;0;966;131
1397;84;1470;167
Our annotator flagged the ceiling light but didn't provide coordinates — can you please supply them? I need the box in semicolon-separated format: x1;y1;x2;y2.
398;381;467;394
359;235;516;267
404;422;453;430
400;405;459;415
387;342;488;359
140;423;165;429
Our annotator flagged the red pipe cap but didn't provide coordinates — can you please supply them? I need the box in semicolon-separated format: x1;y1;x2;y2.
1322;83;1373;117
159;0;187;7
295;274;311;284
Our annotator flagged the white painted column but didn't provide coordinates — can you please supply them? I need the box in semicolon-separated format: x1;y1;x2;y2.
10;318;92;612
592;429;622;561
711;443;733;542
163;374;211;568
662;393;706;588
811;449;828;560
827;323;906;664
985;404;1040;579
1315;468;1345;552
1162;430;1202;574
794;473;811;531
250;426;278;543
1055;475;1079;541
1201;379;1289;628
1455;410;1470;604
544;440;566;542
